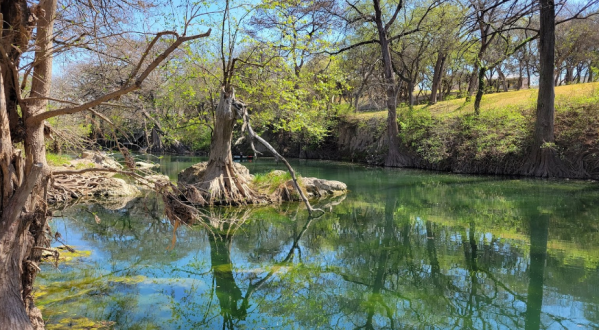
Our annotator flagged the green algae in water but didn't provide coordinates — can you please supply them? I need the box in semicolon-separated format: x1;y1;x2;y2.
47;317;115;330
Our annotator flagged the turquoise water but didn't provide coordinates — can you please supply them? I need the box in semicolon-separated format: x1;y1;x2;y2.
38;157;599;329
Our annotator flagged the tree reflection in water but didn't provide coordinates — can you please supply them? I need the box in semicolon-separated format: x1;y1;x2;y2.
199;207;320;330
39;166;599;329
525;213;549;330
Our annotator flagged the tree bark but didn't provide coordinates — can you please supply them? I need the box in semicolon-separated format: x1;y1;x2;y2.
521;0;567;178
474;66;486;115
407;81;415;107
466;63;479;101
189;91;260;205
497;67;509;92
373;0;411;167
0;0;56;328
429;52;446;105
526;64;532;88
565;66;573;84
517;64;523;90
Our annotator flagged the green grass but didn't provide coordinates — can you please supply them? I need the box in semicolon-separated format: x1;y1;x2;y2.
46;153;73;166
344;82;599;168
348;82;599;120
252;171;294;194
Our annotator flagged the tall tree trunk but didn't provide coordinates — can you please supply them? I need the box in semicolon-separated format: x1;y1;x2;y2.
373;1;410;167
430;52;446;105
353;91;361;112
0;0;55;328
466;63;480;101
0;53;33;330
407;81;415;107
526;64;532;88
575;63;583;84
517;64;523;90
474;66;486;115
521;0;567;177
497;67;509;92
189;91;260;205
565;66;573;84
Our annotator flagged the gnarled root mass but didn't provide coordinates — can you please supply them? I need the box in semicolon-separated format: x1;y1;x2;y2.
48;174;112;203
520;146;582;178
178;160;267;207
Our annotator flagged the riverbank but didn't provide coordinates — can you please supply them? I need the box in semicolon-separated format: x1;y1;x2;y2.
261;82;599;179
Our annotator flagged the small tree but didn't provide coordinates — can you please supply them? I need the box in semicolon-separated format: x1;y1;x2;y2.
334;0;441;167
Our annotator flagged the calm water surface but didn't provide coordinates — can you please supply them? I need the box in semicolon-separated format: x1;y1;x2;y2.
38;156;599;329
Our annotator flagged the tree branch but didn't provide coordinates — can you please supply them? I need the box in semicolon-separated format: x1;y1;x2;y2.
325;39;379;55
25;29;211;126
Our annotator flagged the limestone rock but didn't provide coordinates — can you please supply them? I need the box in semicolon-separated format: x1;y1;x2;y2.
135;174;170;188
260;170;347;202
89;178;140;197
136;161;159;170
299;177;347;198
79;151;123;170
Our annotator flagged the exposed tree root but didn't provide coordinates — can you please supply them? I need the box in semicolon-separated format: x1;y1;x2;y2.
520;147;579;178
385;151;413;168
180;161;267;207
176;90;324;216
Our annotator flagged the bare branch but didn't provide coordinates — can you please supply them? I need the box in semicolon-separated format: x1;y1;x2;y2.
325;39;379;55
25;29;211;126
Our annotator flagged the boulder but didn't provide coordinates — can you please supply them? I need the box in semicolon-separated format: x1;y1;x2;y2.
258;170;347;202
89;178;140;197
136;161;159;170
135;174;170;188
299;177;347;198
79;151;123;170
178;162;253;185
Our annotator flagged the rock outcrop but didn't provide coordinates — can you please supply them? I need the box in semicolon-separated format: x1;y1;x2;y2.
79;151;123;170
300;177;347;198
135;161;160;170
135;174;170;188
89;178;140;197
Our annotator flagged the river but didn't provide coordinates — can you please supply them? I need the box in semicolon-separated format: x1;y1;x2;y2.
37;156;599;329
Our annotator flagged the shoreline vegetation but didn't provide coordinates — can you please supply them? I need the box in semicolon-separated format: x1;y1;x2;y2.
258;82;599;180
71;82;598;180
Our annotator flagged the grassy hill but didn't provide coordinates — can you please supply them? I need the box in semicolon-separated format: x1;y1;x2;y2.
341;82;599;178
350;82;599;120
